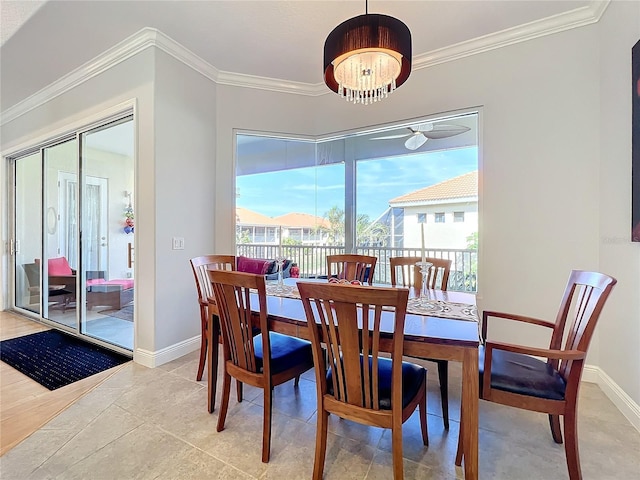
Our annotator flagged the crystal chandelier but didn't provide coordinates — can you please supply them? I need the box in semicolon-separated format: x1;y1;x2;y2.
323;3;412;105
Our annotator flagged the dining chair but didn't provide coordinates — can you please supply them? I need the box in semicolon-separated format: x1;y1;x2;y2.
326;254;378;285
389;256;453;429
298;281;428;480
210;270;314;463
456;270;617;480
189;255;236;381
389;256;451;291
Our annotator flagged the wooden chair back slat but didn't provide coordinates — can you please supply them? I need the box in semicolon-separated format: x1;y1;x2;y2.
190;255;236;308
326;254;378;285
211;270;267;374
298;282;408;410
551;271;616;380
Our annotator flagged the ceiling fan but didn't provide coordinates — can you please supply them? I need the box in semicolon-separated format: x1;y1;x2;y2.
371;122;470;150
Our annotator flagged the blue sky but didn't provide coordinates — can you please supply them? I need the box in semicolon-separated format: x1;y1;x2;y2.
237;147;478;220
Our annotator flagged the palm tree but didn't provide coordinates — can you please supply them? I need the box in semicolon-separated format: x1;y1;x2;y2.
323;206;344;245
356;214;389;247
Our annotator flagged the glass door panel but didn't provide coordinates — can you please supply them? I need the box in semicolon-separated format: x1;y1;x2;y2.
80;118;134;350
43;139;79;327
14;153;42;314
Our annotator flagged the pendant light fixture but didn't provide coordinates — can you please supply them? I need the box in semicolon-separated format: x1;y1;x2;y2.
323;1;412;105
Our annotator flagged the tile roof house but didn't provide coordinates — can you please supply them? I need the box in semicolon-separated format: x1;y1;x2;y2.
389;171;478;250
237;208;329;244
389;171;478;205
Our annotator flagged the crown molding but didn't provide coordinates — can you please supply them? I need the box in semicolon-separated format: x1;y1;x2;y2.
0;1;609;126
1;28;157;125
412;0;610;70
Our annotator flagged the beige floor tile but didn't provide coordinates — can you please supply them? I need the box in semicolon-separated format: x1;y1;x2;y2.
2;346;639;480
0;429;77;479
46;423;192;480
34;404;146;478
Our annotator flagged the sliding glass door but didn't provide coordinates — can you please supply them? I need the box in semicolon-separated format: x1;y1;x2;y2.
80;118;135;350
10;114;134;352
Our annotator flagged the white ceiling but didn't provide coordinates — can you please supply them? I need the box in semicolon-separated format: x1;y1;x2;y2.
1;0;601;112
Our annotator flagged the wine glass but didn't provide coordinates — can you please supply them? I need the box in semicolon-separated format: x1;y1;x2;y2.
273;255;286;292
415;261;433;305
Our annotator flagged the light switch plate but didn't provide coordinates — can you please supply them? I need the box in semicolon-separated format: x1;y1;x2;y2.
172;237;185;250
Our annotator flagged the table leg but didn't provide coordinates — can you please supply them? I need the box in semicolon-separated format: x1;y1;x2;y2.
460;347;479;479
207;313;220;413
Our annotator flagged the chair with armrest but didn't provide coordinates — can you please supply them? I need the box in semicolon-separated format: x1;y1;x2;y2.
298;281;428;480
189;255;236;381
455;270;617;480
326;254;377;285
46;256;80;311
211;270;314;463
390;255;453;429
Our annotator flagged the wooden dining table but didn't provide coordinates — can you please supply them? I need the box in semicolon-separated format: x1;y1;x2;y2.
207;279;480;479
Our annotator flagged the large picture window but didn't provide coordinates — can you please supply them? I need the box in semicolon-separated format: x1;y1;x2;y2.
235;112;479;291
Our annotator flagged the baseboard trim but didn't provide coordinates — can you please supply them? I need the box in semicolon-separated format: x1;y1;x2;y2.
583;364;640;432
133;335;200;368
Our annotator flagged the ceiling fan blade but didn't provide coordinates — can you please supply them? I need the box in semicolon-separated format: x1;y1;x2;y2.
422;124;470;139
405;133;428;150
370;133;410;140
412;122;435;133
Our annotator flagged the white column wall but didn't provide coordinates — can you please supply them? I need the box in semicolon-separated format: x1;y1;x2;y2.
152;49;217;353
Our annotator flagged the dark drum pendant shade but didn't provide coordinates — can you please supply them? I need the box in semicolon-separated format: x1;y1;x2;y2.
324;13;411;105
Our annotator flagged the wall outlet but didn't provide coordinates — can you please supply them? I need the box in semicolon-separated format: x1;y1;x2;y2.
172;237;185;250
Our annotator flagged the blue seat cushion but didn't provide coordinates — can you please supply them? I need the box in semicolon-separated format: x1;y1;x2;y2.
479;345;566;401
327;356;425;409
253;332;312;375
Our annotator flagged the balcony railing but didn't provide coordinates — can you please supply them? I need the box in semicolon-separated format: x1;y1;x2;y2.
236;244;478;292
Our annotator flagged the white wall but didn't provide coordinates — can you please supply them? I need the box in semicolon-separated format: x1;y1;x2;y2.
152;49;217;354
597;1;640;409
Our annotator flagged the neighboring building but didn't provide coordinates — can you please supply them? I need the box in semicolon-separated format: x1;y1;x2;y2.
388;171;478;250
236;207;278;243
236;207;329;245
273;212;329;244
